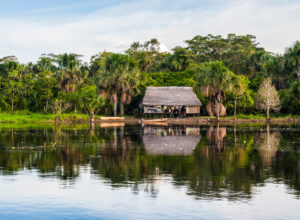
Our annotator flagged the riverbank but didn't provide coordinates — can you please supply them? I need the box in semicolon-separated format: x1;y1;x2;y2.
163;117;300;125
0;112;300;124
0;113;88;124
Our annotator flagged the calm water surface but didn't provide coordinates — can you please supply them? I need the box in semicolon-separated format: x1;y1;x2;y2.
0;123;299;219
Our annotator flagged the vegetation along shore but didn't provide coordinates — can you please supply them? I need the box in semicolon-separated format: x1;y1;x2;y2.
0;34;299;124
0;112;299;125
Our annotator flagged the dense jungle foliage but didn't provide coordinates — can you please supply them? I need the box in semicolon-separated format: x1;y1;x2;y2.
0;34;299;117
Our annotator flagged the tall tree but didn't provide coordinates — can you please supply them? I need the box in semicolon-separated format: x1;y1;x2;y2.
97;53;139;116
35;55;57;72
5;67;24;112
79;85;104;127
195;61;234;120
126;38;166;73
279;81;300;114
231;75;249;119
255;78;281;119
185;34;227;62
52;53;85;93
224;34;258;75
185;34;262;76
33;70;57;113
162;47;195;72
119;70;140;116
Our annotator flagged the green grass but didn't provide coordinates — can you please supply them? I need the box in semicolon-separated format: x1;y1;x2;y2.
269;113;300;119
224;114;266;120
56;113;90;121
0;112;89;124
197;114;265;120
0;113;53;123
0;112;299;124
197;113;300;120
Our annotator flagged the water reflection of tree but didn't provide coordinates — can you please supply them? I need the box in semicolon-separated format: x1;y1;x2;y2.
0;125;299;199
89;126;160;196
206;124;227;150
0;126;108;181
258;124;281;166
90;125;259;200
189;145;261;200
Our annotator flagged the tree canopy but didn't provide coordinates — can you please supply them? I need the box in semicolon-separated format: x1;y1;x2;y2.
0;33;299;117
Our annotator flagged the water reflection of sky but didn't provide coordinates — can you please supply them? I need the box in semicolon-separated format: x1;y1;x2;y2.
0;167;299;220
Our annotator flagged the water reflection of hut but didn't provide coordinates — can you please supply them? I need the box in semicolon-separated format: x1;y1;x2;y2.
140;87;202;116
143;126;201;155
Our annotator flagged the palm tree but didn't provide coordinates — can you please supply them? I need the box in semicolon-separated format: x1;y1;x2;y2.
231;75;248;119
36;55;56;72
96;53;139;116
53;53;85;92
195;61;234;120
119;70;140;116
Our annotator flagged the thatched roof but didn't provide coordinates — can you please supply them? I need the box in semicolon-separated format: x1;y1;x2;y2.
142;87;202;106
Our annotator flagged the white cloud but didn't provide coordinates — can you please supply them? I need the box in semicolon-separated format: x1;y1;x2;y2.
0;0;299;63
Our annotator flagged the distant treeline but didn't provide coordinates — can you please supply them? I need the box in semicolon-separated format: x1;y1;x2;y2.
0;34;299;117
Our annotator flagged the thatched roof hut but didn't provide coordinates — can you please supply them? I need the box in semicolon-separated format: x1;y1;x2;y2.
141;87;202;106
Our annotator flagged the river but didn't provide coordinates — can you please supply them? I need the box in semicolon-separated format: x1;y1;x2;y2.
0;123;299;219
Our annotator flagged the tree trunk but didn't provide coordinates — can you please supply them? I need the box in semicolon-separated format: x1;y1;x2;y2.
89;113;95;130
267;105;270;120
234;98;237;120
216;101;220;121
89;113;95;125
120;102;124;117
113;92;118;116
216;92;221;121
46;99;48;113
11;92;14;112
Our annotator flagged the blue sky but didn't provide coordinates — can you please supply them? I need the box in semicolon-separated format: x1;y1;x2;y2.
0;0;300;62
